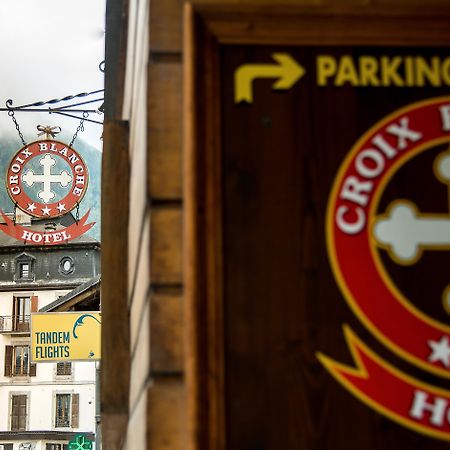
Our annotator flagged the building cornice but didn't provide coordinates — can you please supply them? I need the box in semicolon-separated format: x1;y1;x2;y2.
0;431;95;441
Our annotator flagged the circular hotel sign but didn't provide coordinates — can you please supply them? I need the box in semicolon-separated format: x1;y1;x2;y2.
319;97;450;441
327;96;450;378
6;140;89;219
1;140;94;245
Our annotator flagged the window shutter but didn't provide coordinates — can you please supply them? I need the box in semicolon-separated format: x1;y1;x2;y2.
18;396;27;431
11;395;27;431
12;297;17;317
4;346;12;377
71;394;79;428
31;295;38;313
57;362;72;376
29;363;36;377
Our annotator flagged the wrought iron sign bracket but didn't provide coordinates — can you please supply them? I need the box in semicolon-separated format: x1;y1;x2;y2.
0;89;104;126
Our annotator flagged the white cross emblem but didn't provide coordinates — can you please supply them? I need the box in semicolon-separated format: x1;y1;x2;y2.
22;154;72;203
374;150;450;264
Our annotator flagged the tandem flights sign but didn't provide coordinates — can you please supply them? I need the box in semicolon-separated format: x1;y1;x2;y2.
31;312;101;362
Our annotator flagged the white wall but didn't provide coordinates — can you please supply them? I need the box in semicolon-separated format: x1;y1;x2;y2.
0;289;96;435
0;290;70;318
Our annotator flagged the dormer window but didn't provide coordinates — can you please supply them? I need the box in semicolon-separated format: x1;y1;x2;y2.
19;262;30;279
14;253;35;282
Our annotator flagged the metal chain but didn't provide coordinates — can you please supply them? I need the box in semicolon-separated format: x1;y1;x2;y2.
69;112;89;148
8;110;27;146
75;203;80;224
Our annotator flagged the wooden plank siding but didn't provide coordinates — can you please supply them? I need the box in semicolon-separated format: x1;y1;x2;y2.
150;290;184;373
148;63;183;199
147;1;185;450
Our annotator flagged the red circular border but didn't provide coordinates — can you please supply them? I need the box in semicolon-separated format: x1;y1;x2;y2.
6;140;89;219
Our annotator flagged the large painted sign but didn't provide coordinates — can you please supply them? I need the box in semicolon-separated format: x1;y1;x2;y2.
222;42;450;448
319;97;450;440
31;312;101;362
1;139;95;244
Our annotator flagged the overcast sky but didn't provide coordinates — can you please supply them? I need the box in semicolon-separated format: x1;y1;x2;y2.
0;0;106;149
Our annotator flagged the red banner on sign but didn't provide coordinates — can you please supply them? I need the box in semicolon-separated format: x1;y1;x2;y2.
318;327;450;442
0;210;95;245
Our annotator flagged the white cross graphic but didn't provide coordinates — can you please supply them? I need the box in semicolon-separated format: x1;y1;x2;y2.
373;202;450;263
373;151;450;264
22;154;72;204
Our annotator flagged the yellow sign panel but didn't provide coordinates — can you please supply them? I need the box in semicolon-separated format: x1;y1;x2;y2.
234;54;450;103
31;312;101;362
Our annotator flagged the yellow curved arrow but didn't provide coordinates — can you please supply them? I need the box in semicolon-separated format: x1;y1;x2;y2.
234;53;306;104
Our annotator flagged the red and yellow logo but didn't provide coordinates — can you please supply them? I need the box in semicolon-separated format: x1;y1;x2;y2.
320;97;450;440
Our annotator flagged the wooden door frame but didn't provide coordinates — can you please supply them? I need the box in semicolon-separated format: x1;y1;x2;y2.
183;5;450;450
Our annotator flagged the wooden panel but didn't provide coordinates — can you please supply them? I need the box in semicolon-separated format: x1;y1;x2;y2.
148;63;183;199
195;0;323;3
31;295;38;313
147;378;186;450
150;291;184;373
220;46;450;450
4;345;12;377
150;0;368;55
184;6;226;450
376;0;450;4
150;0;183;53
200;7;450;46
71;393;79;428
185;5;450;450
102;414;128;450
101;120;130;444
151;207;182;284
104;0;128;121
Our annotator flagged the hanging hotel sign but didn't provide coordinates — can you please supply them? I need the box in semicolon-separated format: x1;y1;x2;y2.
318;97;450;441
1;139;95;244
31;312;101;362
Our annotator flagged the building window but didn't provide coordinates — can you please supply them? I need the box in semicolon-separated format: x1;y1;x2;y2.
46;444;68;450
55;394;70;427
59;257;74;276
14;253;35;282
0;444;14;450
20;263;30;278
12;296;31;332
56;362;72;376
55;393;79;428
13;346;29;376
11;394;27;431
4;345;36;377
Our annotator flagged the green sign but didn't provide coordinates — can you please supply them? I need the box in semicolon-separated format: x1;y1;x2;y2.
68;435;93;450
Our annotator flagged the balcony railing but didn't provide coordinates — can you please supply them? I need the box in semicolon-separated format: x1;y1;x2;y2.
0;316;31;333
